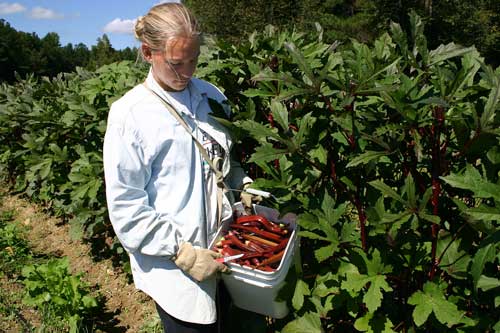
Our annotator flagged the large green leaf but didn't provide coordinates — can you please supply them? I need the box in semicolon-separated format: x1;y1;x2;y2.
437;236;471;279
354;312;395;333
428;43;475;67
284;42;317;89
408;282;466;327
270;100;289;131
471;243;496;290
238;120;281;142
369;180;405;205
346;150;390;168
248;143;288;163
465;206;500;221
480;63;500;131
441;164;500;200
341;272;392;313
292;279;311;311
314;243;339;262
477;275;500;292
281;312;323;333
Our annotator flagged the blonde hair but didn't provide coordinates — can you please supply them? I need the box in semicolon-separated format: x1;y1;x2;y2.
135;3;201;57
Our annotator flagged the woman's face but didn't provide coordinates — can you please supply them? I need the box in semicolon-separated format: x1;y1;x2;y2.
145;37;200;92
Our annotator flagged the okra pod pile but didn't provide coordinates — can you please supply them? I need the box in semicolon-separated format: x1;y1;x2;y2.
212;214;291;271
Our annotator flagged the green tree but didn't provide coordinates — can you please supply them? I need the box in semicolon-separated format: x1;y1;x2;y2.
373;0;500;66
298;0;377;43
185;0;302;42
0;20;34;82
88;34;118;69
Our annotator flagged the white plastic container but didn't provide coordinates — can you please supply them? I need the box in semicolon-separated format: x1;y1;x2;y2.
211;203;298;318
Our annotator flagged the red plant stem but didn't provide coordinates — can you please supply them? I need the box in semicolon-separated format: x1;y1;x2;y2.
429;107;445;280
267;113;275;127
354;197;368;252
329;151;368;252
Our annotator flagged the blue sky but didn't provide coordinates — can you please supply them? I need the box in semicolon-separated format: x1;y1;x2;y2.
0;0;180;50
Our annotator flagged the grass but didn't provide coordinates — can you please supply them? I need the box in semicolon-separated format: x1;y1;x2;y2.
0;207;102;332
0;208;38;332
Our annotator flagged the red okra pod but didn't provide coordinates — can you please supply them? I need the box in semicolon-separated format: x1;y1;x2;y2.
231;224;283;242
241;233;278;247
257;249;285;268
235;215;285;234
245;240;267;252
226;234;255;252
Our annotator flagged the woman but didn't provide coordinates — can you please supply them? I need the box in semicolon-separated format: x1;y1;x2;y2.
103;3;257;332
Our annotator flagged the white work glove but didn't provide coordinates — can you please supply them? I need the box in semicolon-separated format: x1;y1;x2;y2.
240;183;263;211
174;242;230;282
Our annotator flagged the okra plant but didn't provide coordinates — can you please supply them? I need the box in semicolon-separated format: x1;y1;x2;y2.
198;12;500;333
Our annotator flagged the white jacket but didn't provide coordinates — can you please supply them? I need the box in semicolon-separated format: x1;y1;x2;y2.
103;71;251;324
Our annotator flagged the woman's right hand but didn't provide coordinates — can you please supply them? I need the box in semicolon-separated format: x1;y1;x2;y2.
174;242;229;282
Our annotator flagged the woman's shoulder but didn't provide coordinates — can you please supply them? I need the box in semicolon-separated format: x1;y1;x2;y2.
108;84;153;121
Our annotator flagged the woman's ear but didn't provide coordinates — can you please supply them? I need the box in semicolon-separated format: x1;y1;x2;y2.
142;44;153;62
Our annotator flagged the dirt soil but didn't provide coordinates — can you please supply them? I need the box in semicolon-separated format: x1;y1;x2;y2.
0;192;158;332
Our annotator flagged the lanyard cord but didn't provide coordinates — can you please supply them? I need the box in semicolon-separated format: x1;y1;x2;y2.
142;82;226;186
142;82;227;226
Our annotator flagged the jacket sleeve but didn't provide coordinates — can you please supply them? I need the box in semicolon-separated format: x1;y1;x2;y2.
103;121;182;257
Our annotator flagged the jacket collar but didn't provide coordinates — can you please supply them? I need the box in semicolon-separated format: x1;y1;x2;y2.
145;68;204;119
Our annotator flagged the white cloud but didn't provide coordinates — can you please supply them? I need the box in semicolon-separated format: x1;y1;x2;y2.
0;2;26;14
103;18;136;34
29;6;64;19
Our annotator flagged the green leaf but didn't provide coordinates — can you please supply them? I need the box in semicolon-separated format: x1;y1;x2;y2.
481;69;500;130
354;312;396;333
281;312;322;333
346;150;390;168
369;180;405;205
417;212;441;224
466;206;500;221
408;282;464;327
238;120;280;142
243;88;276;98
471;243;496;291
440;165;500;200
342;268;392;313
410;292;433;326
364;275;392;313
297;213;320;231
270;100;289;131
437;236;470;279
292;279;311;311
428;43;475;67
248;143;288;163
404;174;416;209
298;230;328;241
315;243;338;262
284;42;317;88
342;273;371;294
477;275;500;292
295;112;315;146
308;145;328;166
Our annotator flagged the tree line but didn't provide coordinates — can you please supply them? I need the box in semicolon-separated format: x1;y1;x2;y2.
0;20;138;83
185;0;500;67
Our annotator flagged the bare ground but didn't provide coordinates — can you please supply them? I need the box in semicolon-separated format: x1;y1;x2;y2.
0;192;158;332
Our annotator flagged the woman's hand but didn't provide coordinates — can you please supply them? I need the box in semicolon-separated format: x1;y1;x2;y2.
174;242;229;282
240;183;263;212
